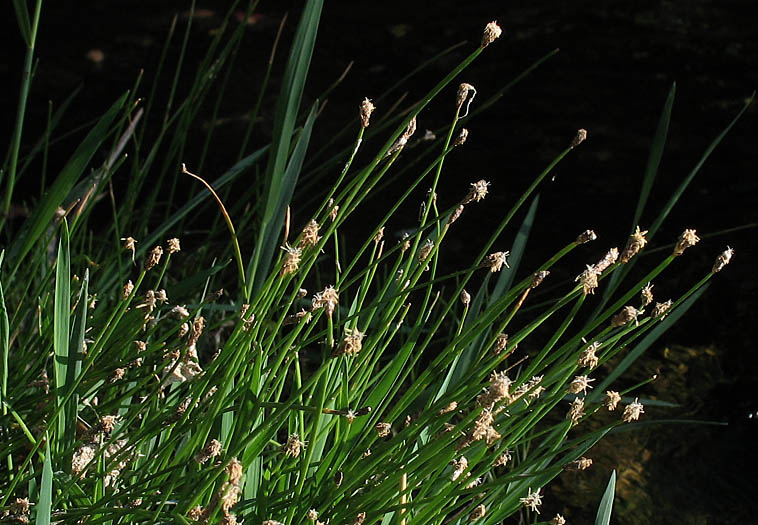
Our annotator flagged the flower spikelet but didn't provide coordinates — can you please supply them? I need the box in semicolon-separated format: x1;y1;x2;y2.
282;433;306;458
673;228;700;256
299;219;321;248
641;282;654;307
570;128;587;148
576;229;597;244
481;251;509;272
594;247;619;273
575;265;599;295
167;237;181;254
611;305;641;327
451;456;468;481
568;457;593;470
552;514;567;525
566;397;585;424
651;299;673;320
375;422;392;437
605;390;622;410
622;398;645;422
492;333;509;354
578;341;601;368
359;98;375;128
462;180;490;204
334;327;365;356
280;243;302;276
568;375;595;395
195;439;223;464
712;246;734;273
481;21;502;48
468;504;487;521
620;226;648;263
520;488;542;513
144;245;163;271
312;286;339;318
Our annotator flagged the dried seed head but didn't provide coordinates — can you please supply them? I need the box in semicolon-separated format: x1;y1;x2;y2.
188;316;205;347
297;288;308;299
576;229;597;244
134;340;147;353
552;515;567;525
262;521;284;525
578;342;601;368
620;226;648;263
452;457;469;480
155;289;168;303
482;251;510;272
418;239;435;263
99;414;118;435
594;247;619;273
478;371;512;407
167;238;181;254
122;236;137;262
375;422;392;437
359;97;375;128
456;82;477;118
460;289;471;306
494;449;512;467
570;128;587;148
280;243;302;276
311;286;339;317
10;498;30;517
352;512;366;525
329;199;339;222
519;487;542;514
399;232;411;252
299;219;321;248
334;327;365;356
566;397;585;424
439;401;458;415
611;305;641;327
569;457;593;470
373;227;385;245
673;228;700;256
448;205;465;225
307;509;319;521
531;270;550;289
568;375;595;395
282;433;306;458
575;265;600;295
641;282;654;307
462;179;490;204
226;458;243;485
712;246;734;273
188;506;206;521
72;443;98;476
492;333;509;355
122;280;134;300
172;305;190;319
179;322;190;338
622;398;645;422
651;299;673;320
481;20;502;48
109;367;125;383
454;127;469;146
468;504;487;521
195;439;223;464
604;390;622;411
144;245;163;271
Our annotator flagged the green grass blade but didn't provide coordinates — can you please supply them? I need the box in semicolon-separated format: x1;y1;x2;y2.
248;103;319;296
594;470;616;525
53;220;71;454
35;439;53;525
247;0;323;296
64;269;88;456
493;194;540;298
0;251;8;409
9;93;127;277
11;0;32;46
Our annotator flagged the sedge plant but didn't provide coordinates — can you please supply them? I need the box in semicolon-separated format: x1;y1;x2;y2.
0;1;750;523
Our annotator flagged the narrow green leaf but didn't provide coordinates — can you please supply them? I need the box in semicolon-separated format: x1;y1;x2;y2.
247;0;323;296
493;194;539;298
35;439;53;525
65;269;88;455
594;470;616;525
248;103;319;296
54;220;71;452
10;93;127;276
0;251;9;409
11;0;32;46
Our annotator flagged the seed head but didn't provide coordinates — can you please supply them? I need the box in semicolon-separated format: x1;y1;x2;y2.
604;390;622;411
282;433;306;458
122;280;134;300
519;487;542;514
374;422;392;438
352;512;366;525
359;97;375;128
454;127;469;146
195;439;223;464
226;457;243;485
594;247;619;273
569;457;593;470
712;246;734;273
307;509;319;521
531;270;550;289
460;289;471;306
439;401;458;415
568;375;595;395
122;236;137;263
494;449;512;467
576;265;600;295
578;342;601;368
570;128;587;148
552;514;567;525
334;327;365;356
481;21;502;48
418;239;435;263
373;227;385;244
566;397;585;424
144;245;163;271
492;333;509;355
576;229;597;244
329;199;339;222
620;226;648;263
462;179;490;204
611;305;641;327
280;243;302;276
72;443;98;476
456;82;477;114
167;237;181;254
641;282;654;307
299;219;321;249
650;299;673;320
622;398;645;422
673;228;700;256
448;205;464;225
10;498;30;517
482;251;510;272
468;504;487;521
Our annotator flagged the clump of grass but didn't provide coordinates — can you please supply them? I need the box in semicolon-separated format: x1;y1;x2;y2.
0;1;751;524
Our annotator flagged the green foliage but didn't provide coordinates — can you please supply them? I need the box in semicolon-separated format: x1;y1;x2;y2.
0;1;748;523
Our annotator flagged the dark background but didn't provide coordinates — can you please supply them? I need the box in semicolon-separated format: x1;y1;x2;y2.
2;1;756;522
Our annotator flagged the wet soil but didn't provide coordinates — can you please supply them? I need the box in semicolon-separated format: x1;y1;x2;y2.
2;1;757;522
